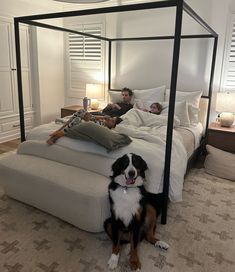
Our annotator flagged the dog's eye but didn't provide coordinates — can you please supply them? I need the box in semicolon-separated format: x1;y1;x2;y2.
132;158;139;167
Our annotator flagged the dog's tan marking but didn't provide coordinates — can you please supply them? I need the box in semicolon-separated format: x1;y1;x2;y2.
130;232;141;270
145;204;158;244
135;207;143;221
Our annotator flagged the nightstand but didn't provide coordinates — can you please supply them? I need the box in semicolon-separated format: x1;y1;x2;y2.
61;105;102;118
207;122;235;153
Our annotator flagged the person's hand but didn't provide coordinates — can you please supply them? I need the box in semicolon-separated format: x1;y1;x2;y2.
106;103;113;109
112;103;121;110
83;112;92;121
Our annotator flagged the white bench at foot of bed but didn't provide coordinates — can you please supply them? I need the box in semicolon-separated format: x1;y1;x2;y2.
0;152;110;232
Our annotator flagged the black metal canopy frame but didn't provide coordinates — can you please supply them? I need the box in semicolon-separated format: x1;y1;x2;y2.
14;0;218;224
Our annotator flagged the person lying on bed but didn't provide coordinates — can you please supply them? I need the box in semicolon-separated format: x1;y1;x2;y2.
46;111;123;145
136;102;163;115
92;87;133;117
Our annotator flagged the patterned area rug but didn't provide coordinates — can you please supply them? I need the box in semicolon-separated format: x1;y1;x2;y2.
0;168;234;272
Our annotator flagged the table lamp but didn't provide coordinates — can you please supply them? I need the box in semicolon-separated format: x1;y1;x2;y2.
86;83;103;110
216;92;235;127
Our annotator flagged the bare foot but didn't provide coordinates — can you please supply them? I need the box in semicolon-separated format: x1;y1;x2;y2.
46;135;58;145
46;131;64;145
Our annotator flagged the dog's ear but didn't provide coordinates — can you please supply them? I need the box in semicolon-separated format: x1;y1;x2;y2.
111;155;127;177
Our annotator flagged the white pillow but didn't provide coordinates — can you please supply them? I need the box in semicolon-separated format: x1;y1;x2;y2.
165;89;202;108
108;90;122;103
133;86;166;104
188;104;199;125
162;101;190;127
133;99;156;110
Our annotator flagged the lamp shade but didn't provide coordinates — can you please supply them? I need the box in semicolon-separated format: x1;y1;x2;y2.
216;92;235;113
86;83;103;110
86;83;103;99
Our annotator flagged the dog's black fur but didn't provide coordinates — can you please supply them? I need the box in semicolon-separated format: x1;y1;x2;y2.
104;153;168;271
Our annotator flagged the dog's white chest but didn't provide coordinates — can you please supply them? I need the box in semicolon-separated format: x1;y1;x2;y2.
110;187;142;227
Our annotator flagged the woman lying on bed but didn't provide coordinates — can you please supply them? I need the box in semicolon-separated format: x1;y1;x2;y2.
47;110;122;145
136;102;163;115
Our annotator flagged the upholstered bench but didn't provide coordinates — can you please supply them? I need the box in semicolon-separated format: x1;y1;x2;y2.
0;152;110;232
204;145;235;181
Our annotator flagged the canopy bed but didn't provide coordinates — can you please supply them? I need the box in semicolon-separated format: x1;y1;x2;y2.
0;0;218;231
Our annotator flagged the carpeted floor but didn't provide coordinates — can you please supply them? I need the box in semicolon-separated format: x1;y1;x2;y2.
0;168;234;272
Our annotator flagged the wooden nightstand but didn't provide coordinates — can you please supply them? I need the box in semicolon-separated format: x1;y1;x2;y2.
61;105;102;118
207;122;235;153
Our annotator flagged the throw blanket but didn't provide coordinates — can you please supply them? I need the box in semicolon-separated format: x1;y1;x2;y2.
23;109;188;202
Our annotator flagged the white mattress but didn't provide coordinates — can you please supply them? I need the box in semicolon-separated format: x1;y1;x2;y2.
175;123;203;158
21;121;203;202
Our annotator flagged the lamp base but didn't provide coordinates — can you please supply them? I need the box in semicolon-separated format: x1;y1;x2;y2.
220;112;235;127
90;99;99;110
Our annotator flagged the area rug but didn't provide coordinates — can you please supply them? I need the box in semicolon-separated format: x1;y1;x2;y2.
0;168;234;272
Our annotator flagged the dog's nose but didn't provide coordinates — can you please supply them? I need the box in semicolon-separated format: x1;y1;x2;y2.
128;170;135;178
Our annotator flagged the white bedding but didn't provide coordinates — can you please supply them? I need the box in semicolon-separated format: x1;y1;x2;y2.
25;109;202;202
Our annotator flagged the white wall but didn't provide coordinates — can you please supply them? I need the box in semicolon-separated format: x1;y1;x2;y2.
191;0;232;121
36;21;65;124
111;1;211;90
0;0;65;124
2;0;233;123
61;0;234;122
106;0;235;121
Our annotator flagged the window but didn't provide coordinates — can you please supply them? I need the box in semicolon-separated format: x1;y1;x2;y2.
221;13;235;92
68;24;102;61
65;22;105;99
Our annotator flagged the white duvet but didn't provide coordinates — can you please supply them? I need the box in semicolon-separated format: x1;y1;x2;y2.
26;109;191;202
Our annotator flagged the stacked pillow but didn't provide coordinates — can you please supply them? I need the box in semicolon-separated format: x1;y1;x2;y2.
108;85;166;105
162;101;190;127
165;89;202;108
108;87;203;128
108;90;123;103
132;85;165;105
163;89;202;127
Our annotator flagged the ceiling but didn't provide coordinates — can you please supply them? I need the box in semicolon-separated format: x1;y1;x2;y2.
53;0;111;3
37;0;151;8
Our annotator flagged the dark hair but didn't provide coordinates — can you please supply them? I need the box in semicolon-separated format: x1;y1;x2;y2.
122;87;133;96
150;102;163;114
115;117;123;125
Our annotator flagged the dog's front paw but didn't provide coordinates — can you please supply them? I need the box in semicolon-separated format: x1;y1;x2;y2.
107;253;119;270
155;240;170;251
130;256;141;271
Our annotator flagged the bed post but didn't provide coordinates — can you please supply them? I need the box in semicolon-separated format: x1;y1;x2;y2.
14;18;26;142
108;41;112;90
205;36;218;139
161;0;183;224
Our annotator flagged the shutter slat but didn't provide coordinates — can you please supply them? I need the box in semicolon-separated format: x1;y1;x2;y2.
224;15;235;91
68;24;102;62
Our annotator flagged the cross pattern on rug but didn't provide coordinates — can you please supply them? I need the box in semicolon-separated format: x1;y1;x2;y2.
0;168;234;272
3;263;23;272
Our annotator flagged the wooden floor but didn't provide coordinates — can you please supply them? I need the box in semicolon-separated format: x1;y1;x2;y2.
0;139;20;154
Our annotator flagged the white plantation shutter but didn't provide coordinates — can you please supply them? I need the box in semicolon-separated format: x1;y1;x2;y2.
68;24;102;61
222;14;235;92
65;22;105;99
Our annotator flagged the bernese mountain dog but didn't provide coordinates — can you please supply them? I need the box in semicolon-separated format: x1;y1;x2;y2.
104;153;169;271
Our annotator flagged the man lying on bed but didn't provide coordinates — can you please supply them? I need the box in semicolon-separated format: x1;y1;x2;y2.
94;87;133;117
46;111;123;145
